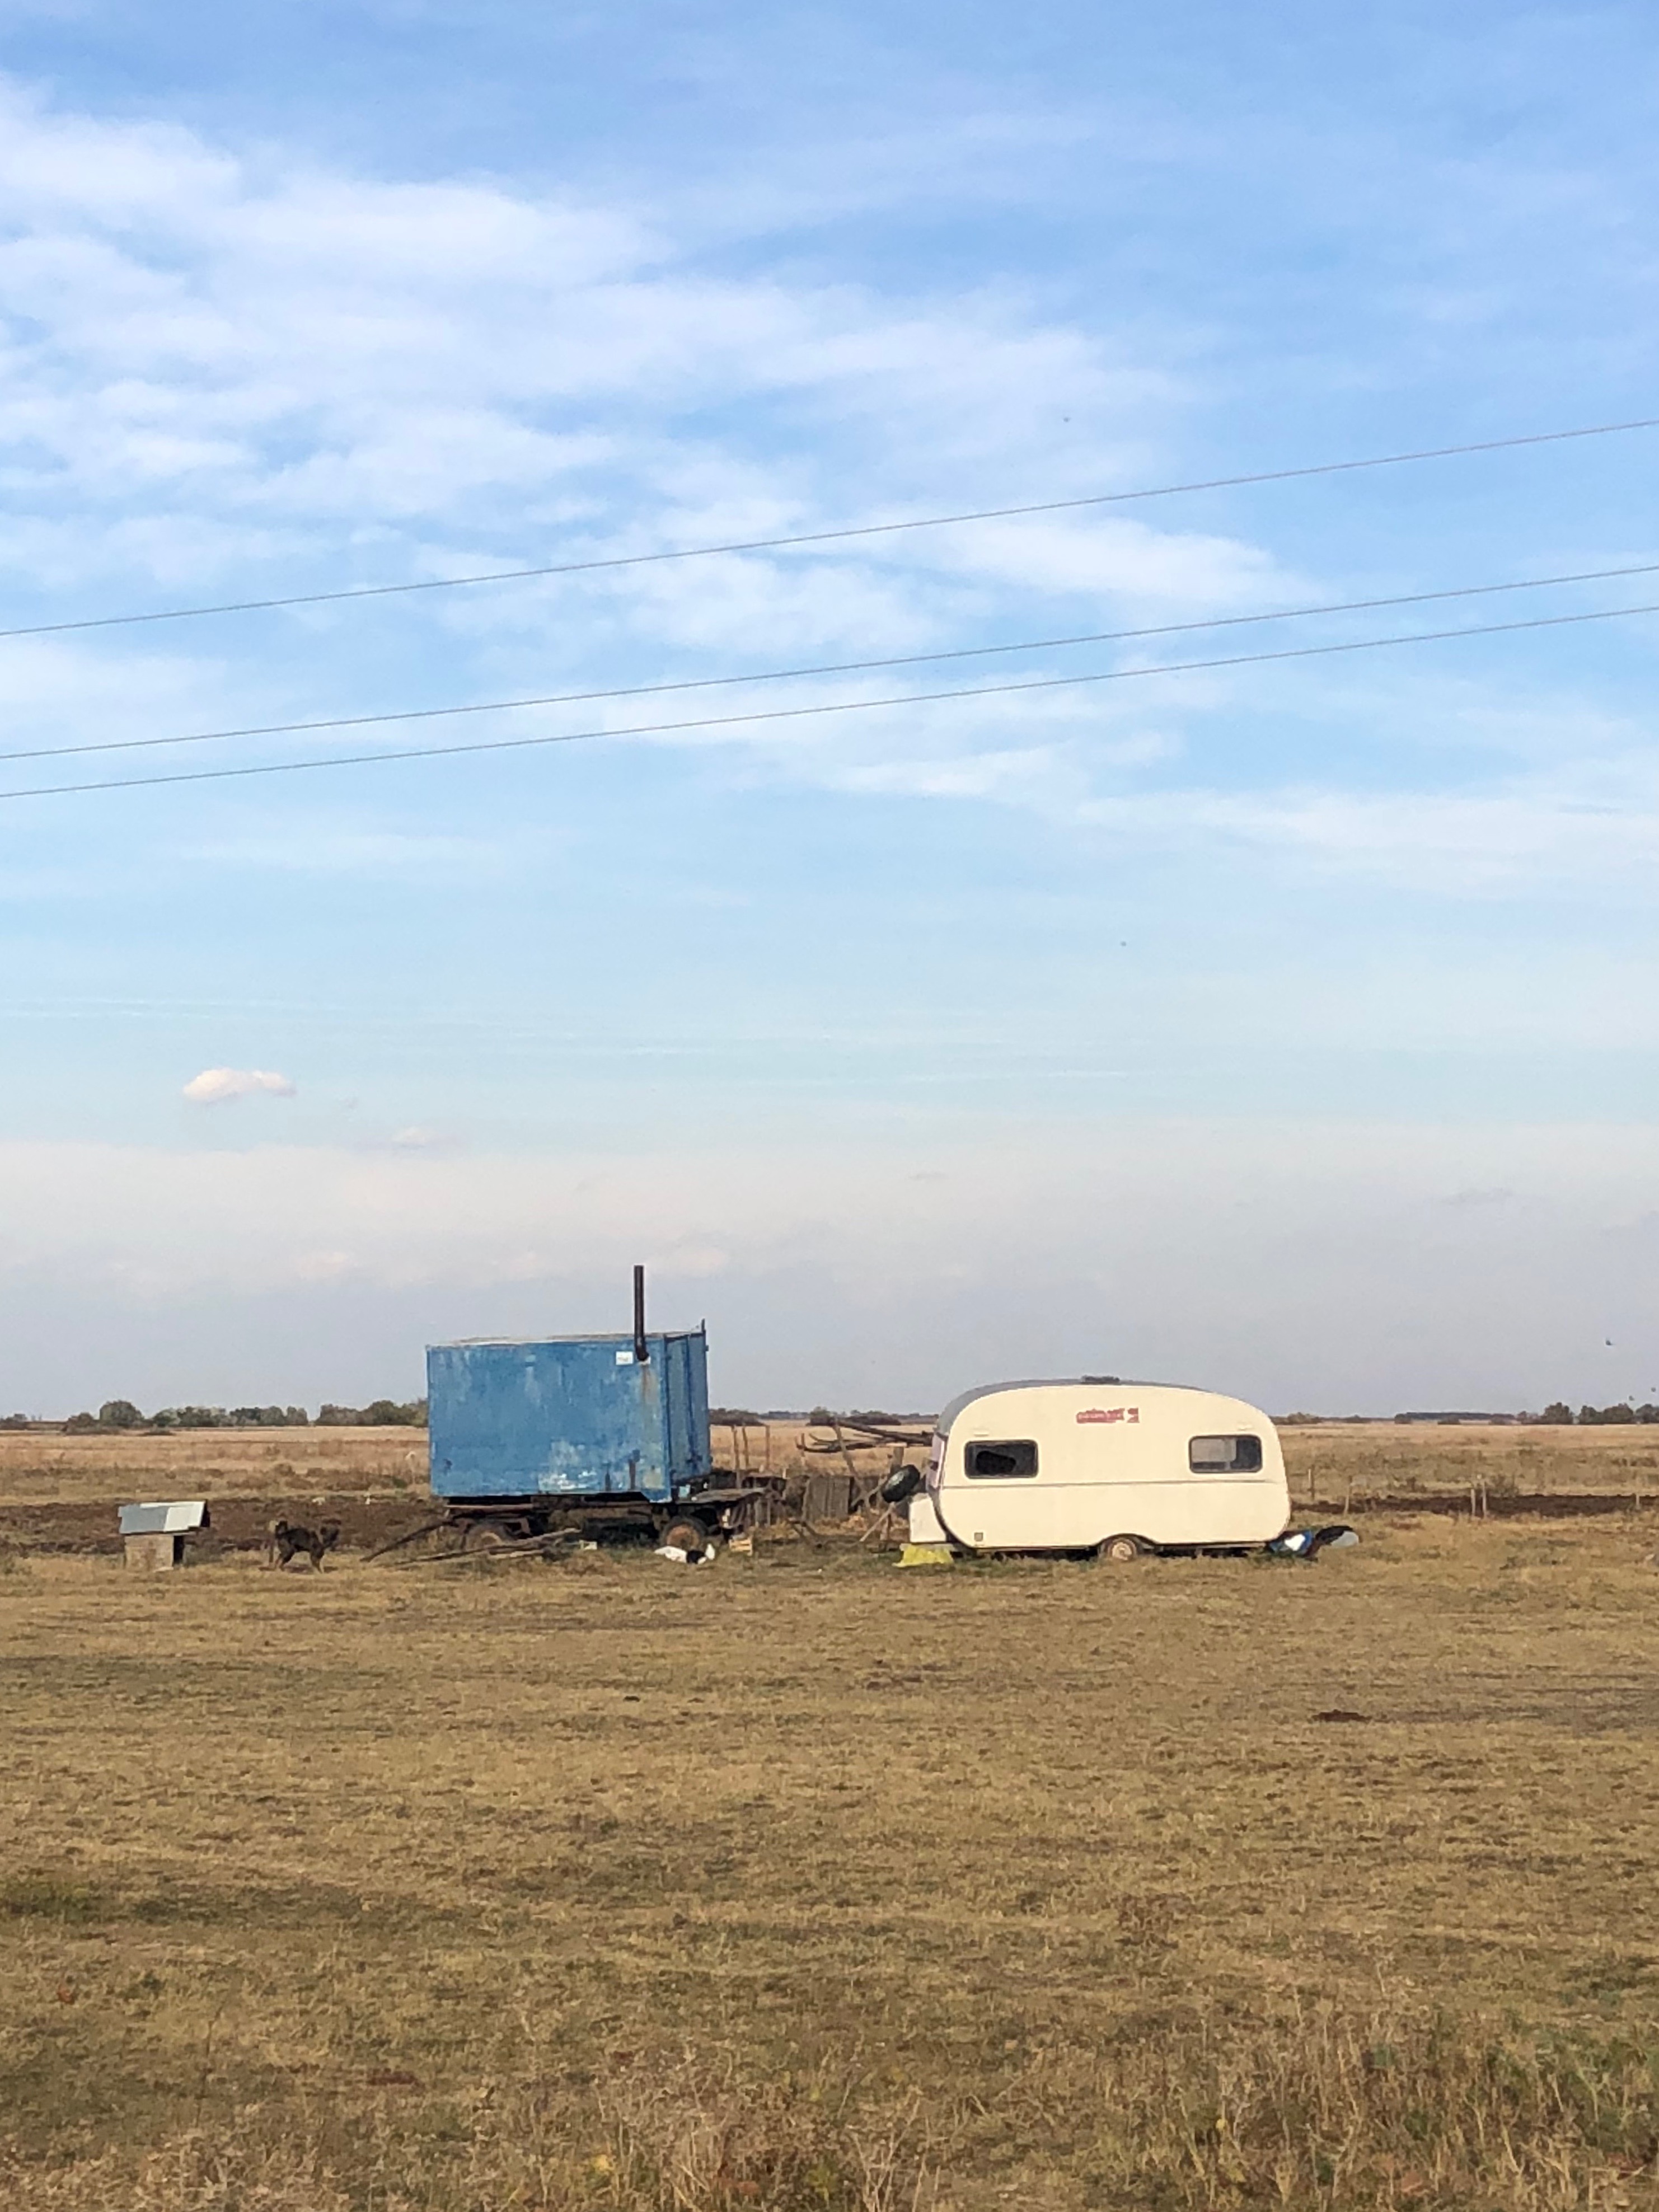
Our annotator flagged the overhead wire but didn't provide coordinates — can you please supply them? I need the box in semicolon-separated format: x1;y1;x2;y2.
2;556;1657;771
4;593;1658;803
2;413;1657;643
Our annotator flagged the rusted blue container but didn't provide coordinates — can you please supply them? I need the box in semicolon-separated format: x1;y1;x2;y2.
427;1330;710;1503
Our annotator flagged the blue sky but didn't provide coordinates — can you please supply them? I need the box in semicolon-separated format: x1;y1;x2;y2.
2;1;1658;1414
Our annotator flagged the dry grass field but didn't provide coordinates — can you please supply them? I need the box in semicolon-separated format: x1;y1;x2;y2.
4;1511;1659;2210
0;1428;428;1511
5;1417;1658;1516
1277;1422;1659;1507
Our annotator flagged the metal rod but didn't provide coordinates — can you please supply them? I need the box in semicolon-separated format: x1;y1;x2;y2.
633;1264;649;1363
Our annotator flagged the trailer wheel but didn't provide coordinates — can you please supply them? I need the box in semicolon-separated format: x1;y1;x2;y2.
1098;1534;1144;1563
659;1515;712;1555
461;1516;516;1553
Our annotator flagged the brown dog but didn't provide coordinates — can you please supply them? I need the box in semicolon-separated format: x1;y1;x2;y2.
267;1517;341;1569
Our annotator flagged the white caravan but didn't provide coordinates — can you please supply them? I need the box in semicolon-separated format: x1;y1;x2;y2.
925;1379;1289;1557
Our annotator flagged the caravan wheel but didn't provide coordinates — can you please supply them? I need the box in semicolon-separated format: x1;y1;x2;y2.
1098;1535;1144;1563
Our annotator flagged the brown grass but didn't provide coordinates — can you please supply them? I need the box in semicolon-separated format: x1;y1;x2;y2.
4;1508;1659;2208
1282;1421;1659;1505
0;1419;827;1508
0;1426;427;1507
8;1415;1658;1519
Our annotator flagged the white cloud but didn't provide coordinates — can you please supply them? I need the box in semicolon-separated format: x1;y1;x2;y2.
0;74;1254;631
1;1124;1658;1412
181;1067;297;1104
930;513;1288;609
1065;758;1659;889
0;69;1653;941
0;70;1329;843
833;743;1062;802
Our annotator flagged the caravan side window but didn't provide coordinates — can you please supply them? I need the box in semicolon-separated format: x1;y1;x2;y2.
1188;1434;1263;1473
965;1440;1039;1478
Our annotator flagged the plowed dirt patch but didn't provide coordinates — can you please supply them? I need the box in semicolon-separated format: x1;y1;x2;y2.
0;1493;433;1555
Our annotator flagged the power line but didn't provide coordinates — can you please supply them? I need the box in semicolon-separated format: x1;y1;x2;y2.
4;594;1657;804
4;556;1656;770
3;414;1657;645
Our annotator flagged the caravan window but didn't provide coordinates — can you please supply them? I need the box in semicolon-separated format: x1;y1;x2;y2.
965;1440;1039;1479
1188;1434;1263;1473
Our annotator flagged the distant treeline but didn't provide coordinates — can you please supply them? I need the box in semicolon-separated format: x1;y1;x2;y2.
0;1398;428;1432
709;1407;931;1425
1537;1402;1659;1426
11;1397;1653;1436
1281;1403;1659;1427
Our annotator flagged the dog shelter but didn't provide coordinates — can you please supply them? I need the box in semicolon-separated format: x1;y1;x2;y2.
118;1499;209;1570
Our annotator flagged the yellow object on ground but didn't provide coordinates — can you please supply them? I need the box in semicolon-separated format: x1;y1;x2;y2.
897;1541;954;1568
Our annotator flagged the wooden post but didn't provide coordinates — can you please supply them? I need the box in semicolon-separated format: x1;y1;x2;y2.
832;1419;862;1507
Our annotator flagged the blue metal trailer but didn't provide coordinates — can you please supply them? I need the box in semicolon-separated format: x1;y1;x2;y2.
425;1272;771;1549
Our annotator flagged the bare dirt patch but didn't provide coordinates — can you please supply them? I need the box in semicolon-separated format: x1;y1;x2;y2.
0;1493;434;1558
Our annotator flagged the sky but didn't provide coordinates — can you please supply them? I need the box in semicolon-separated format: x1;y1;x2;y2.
2;0;1658;1415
